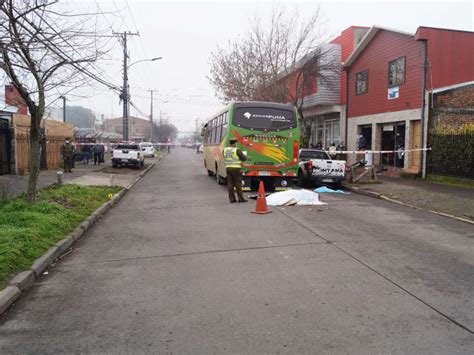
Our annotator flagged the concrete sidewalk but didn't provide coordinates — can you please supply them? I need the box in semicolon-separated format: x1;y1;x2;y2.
0;158;158;199
344;176;474;222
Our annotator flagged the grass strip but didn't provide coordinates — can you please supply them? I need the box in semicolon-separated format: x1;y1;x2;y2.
426;174;474;190
0;184;122;289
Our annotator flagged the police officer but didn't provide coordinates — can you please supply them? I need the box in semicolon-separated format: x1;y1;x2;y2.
60;137;74;173
223;138;247;203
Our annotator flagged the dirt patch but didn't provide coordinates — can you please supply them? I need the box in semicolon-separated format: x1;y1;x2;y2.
50;196;75;209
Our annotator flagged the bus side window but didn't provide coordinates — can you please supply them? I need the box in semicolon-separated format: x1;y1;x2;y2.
209;124;213;145
216;123;222;144
221;124;228;141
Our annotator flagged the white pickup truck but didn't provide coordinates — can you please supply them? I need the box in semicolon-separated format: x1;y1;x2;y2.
297;149;347;187
111;142;145;169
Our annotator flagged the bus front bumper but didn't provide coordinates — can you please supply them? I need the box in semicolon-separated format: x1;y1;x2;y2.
242;175;294;191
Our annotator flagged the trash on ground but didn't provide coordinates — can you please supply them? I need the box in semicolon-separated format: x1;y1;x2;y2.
266;190;326;206
314;186;350;194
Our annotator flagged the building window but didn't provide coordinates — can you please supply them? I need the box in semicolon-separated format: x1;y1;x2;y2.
356;70;368;95
388;57;405;87
311;115;340;149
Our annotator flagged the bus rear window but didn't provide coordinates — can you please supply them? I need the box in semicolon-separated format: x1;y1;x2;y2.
233;107;296;131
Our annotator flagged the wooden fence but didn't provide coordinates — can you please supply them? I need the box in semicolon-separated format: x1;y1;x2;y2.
45;136;65;169
15;132;68;174
14;128;30;175
11;115;73;174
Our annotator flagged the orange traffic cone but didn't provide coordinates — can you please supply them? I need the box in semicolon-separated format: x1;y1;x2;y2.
252;180;272;214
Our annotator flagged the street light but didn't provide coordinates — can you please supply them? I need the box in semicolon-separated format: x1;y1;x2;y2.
59;96;66;123
122;56;162;141
128;57;162;69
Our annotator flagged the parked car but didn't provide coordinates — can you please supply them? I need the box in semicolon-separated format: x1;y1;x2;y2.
140;142;155;158
297;149;348;187
111;142;145;169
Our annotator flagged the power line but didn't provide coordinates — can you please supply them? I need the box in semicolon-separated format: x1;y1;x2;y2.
9;5;122;93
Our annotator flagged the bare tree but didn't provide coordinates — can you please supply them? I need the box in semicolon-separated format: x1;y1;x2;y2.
0;0;117;202
208;5;339;145
152;121;178;143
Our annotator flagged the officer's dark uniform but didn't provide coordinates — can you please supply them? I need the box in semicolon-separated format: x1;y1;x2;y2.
223;138;247;203
61;140;73;173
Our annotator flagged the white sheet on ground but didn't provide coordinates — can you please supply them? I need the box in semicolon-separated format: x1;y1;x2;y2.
266;189;326;206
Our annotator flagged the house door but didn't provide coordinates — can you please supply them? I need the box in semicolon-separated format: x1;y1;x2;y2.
0;123;11;175
381;122;405;167
410;120;421;172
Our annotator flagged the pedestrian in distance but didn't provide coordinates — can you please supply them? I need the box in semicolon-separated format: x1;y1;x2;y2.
357;133;366;150
395;133;404;168
60;137;74;173
336;141;346;161
92;143;102;165
328;142;337;159
82;144;91;165
71;143;77;168
99;143;105;163
357;133;366;163
223;137;247;203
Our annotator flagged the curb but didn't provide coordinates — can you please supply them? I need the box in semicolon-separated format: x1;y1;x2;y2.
0;162;156;316
343;184;474;225
0;287;20;314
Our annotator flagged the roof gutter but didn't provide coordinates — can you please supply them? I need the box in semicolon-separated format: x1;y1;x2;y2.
344;68;350;147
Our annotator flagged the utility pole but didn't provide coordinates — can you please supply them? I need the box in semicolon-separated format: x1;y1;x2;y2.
149;89;154;142
60;96;66;123
113;31;139;141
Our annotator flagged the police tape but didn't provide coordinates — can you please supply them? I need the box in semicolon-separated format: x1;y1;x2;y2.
327;148;432;154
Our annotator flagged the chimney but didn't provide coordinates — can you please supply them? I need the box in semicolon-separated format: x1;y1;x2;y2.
5;85;28;115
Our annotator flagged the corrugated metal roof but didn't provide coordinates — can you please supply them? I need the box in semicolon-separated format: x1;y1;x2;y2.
432;81;474;94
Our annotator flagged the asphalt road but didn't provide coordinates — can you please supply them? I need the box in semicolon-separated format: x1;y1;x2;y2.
1;148;473;354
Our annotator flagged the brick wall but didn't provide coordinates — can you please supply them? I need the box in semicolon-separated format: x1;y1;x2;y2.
435;85;474;108
432;84;474;128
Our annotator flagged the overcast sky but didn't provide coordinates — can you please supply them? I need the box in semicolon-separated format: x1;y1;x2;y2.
64;0;473;133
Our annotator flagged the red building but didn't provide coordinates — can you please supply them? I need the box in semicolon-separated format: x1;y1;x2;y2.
343;26;474;175
280;26;369;148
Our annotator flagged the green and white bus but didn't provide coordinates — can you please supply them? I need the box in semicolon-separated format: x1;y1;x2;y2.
202;101;301;191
